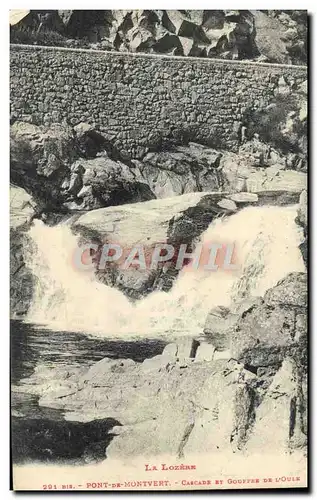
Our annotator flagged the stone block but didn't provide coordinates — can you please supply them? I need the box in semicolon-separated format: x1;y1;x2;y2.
195;343;216;362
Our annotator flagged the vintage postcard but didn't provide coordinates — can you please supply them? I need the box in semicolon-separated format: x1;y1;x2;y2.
10;9;308;491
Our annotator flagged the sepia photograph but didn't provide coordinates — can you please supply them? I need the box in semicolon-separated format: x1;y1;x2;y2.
9;8;308;491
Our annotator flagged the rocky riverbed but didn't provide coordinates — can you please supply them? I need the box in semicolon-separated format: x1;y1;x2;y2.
12;271;307;461
10;80;307;469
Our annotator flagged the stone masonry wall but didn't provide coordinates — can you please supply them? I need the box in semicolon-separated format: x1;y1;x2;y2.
10;44;307;159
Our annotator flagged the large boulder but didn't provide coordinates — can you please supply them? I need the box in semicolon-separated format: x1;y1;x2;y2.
14;336;306;462
218;142;306;195
230;272;307;367
10;121;155;212
10;121;76;211
73;191;218;246
10;185;37;229
246;169;307;194
252;11;291;64
252;10;307;65
231;303;297;366
140;143;224;198
203;306;239;351
10;121;77;177
11;120;307;215
72;191;235;298
247;357;306;454
264;272;307;308
64;156;155;210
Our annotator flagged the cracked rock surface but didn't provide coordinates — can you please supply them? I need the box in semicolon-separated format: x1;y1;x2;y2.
13;272;307;460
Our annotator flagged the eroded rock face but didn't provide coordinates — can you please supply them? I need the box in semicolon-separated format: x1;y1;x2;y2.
65;156;155;210
252;10;307;65
232;304;297;366
10;185;37;316
10;120;307;214
246;357;306;454
244;80;307;170
10;229;35;317
200;271;307;453
204;272;308;368
10;121;76;211
140;144;224;198
72;191;240;299
14;327;307;460
10;121;307;308
296;190;307;267
12;273;307;458
202;272;307;368
10;121;155;212
10;185;37;230
246;169;306;194
203;306;238;351
264;272;307;308
11;121;77;177
11;10;307;65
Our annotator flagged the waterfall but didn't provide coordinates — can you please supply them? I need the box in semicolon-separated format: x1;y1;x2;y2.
24;205;305;338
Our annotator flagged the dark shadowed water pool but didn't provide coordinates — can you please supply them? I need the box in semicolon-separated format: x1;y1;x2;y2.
11;319;166;465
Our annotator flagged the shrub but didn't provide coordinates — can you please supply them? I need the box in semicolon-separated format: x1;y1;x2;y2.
10;25;68;46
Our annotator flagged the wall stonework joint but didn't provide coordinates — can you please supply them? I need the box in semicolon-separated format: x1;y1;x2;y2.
10;45;307;159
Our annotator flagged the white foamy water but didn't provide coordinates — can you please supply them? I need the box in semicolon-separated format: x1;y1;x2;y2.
24;205;305;338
